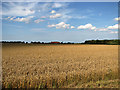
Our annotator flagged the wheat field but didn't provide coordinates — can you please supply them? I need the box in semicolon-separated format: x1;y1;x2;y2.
2;44;119;88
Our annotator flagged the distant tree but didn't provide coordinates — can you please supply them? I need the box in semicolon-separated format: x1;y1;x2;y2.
61;42;63;44
42;42;44;44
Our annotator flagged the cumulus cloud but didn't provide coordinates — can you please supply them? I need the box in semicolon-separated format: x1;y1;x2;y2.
107;24;118;29
48;22;70;29
114;17;120;21
51;10;56;14
34;19;45;23
71;26;75;29
91;27;96;30
9;16;16;20
11;16;34;23
48;24;56;28
7;17;10;19
56;22;70;29
50;13;62;19
4;16;14;20
77;23;96;30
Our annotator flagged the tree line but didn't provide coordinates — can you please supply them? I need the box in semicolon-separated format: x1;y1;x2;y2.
1;39;120;45
82;39;120;45
1;41;75;44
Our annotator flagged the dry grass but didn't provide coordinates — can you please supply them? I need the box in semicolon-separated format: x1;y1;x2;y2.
2;44;119;88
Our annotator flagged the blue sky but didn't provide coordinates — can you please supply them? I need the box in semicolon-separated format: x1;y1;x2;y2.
2;2;118;42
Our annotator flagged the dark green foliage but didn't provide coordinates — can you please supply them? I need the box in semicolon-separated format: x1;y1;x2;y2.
1;39;120;45
83;39;120;45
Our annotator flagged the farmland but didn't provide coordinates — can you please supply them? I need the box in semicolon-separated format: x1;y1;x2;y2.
2;44;119;88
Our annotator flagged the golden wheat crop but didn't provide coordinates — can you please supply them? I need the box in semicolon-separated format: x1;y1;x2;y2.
2;44;119;88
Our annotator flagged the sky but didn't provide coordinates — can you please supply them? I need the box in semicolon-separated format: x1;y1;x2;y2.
2;2;119;43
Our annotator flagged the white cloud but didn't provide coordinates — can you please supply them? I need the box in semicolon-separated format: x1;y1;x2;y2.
8;16;13;20
34;19;45;23
13;16;34;23
48;24;56;28
91;27;96;30
56;22;70;29
52;3;63;8
114;17;120;21
71;26;75;29
51;10;56;14
110;31;118;34
48;22;70;29
52;3;69;8
4;16;14;20
10;17;14;20
7;17;10;19
77;23;96;30
107;24;118;29
2;2;36;16
50;13;62;19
